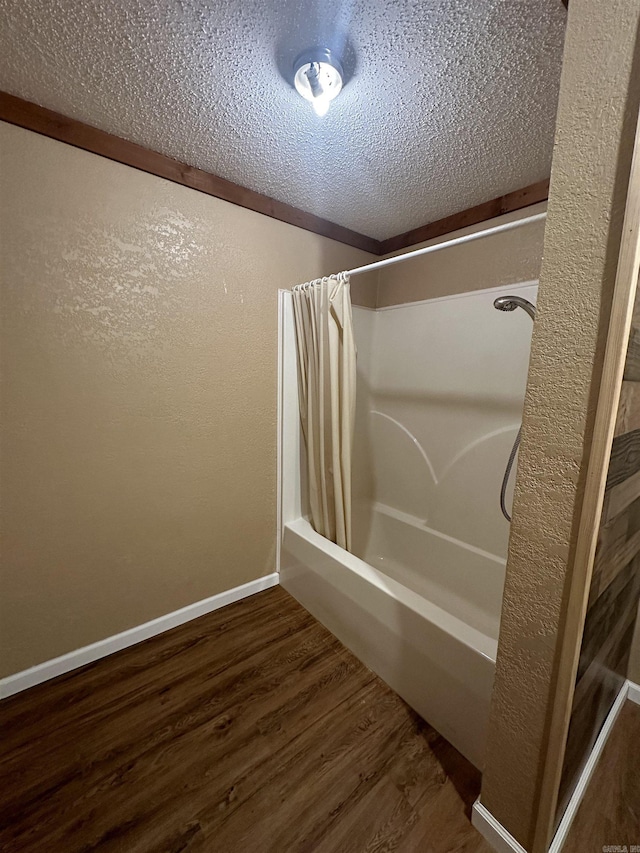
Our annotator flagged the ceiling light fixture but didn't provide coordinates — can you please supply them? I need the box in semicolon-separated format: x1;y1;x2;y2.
293;48;343;117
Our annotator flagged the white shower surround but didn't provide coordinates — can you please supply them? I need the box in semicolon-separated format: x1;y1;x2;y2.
352;281;538;559
278;280;537;768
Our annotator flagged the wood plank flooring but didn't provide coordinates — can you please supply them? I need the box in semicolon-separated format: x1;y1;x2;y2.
564;700;640;852
0;586;491;852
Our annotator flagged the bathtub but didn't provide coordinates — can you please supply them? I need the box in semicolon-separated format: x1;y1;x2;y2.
280;502;500;769
277;288;512;770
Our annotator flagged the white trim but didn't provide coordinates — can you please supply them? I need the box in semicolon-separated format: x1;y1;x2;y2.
276;288;286;575
627;679;640;704
373;279;539;313
548;680;629;853
472;801;528;853
278;290;305;528
473;679;633;853
0;573;279;700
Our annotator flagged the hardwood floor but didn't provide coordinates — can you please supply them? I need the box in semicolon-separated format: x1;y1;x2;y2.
0;586;490;852
564;700;640;851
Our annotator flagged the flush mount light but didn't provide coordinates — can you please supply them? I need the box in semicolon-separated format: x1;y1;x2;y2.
293;48;343;117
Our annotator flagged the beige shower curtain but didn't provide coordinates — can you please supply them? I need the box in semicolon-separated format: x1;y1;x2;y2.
291;273;356;551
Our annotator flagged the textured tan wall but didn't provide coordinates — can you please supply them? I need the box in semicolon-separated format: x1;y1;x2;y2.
376;203;546;307
481;1;640;849
0;121;374;678
349;270;379;309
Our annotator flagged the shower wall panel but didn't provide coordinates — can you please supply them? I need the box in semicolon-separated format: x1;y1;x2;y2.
352;281;537;561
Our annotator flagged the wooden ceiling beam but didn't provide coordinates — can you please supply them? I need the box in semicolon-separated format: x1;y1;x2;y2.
0;91;549;259
378;179;549;255
0;91;381;255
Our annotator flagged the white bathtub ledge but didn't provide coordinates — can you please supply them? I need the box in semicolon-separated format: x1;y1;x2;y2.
285;518;497;662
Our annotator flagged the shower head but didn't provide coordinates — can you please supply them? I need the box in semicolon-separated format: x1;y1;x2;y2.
493;295;536;320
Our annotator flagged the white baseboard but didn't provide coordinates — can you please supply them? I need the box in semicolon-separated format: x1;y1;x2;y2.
547;679;629;852
472;801;527;853
473;679;635;853
0;573;279;700
627;679;640;705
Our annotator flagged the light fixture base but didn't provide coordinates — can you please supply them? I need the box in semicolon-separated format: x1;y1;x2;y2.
293;48;344;116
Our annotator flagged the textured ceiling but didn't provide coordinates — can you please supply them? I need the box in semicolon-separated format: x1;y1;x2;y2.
0;0;566;240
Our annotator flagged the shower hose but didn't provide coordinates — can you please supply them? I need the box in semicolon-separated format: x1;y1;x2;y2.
500;427;521;523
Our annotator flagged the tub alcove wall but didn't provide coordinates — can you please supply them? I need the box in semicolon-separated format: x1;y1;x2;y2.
278;215;543;768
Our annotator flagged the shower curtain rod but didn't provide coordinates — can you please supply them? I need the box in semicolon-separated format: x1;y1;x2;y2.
345;211;547;277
